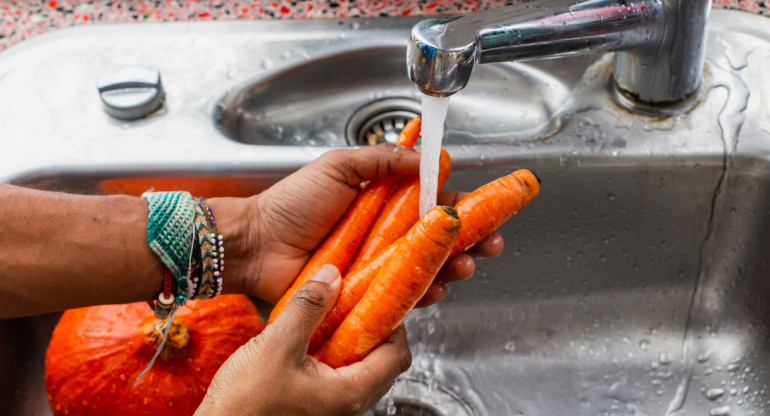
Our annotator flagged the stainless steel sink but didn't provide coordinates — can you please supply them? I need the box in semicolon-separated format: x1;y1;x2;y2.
2;10;770;416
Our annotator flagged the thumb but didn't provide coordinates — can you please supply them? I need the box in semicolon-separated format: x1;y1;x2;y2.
268;264;341;359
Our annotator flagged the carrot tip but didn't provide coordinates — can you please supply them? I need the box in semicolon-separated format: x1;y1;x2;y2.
532;171;542;185
440;205;458;219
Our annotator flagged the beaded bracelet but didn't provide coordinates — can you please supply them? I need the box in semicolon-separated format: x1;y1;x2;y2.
198;197;225;297
152;267;175;319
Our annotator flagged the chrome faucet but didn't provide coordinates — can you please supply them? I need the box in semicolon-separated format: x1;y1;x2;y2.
407;0;711;111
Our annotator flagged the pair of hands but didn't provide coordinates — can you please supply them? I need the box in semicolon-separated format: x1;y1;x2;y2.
201;144;503;415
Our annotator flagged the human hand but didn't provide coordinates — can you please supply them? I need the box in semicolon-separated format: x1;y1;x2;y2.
211;144;504;304
195;265;411;416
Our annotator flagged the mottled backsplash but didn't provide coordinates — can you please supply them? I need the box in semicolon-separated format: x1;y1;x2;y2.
1;0;767;51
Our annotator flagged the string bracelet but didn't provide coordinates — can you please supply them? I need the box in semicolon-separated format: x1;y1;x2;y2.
142;191;197;306
139;191;199;384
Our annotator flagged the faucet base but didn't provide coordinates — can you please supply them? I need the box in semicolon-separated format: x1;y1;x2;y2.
608;71;706;118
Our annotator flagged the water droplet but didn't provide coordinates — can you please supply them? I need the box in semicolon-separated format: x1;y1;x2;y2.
639;339;650;351
504;341;516;352
706;388;725;400
261;58;273;70
727;362;740;372
659;351;673;365
709;405;731;416
280;50;292;60
697;350;713;363
386;387;396;415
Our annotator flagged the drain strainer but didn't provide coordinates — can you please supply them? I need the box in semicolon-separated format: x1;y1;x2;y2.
367;378;475;416
346;98;421;146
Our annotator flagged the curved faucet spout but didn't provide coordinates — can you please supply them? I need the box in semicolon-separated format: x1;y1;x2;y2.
407;0;710;107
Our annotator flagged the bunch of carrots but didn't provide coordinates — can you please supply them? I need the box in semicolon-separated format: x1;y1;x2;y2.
268;118;541;368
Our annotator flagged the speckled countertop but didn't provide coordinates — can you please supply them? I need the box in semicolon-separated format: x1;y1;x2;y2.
0;0;767;51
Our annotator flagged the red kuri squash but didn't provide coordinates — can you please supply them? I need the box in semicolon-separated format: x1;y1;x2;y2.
45;295;265;416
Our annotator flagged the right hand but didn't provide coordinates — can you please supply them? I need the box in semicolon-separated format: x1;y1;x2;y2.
195;265;412;416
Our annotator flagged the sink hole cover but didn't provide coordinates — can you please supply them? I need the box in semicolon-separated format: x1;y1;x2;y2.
346;98;421;146
367;378;475;416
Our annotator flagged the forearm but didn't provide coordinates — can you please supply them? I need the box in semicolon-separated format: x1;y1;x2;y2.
0;184;162;318
0;184;254;318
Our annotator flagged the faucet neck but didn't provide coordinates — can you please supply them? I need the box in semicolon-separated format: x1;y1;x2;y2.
408;0;711;107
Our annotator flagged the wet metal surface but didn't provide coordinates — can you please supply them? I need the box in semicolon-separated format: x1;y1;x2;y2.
2;11;770;416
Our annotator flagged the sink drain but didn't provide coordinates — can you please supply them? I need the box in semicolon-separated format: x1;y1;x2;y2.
346;98;421;146
367;378;475;416
371;401;442;416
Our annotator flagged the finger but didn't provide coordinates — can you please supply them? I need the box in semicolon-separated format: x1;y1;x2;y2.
437;191;468;207
266;264;341;359
318;144;421;188
415;282;447;308
436;255;475;283
336;325;412;392
466;232;504;257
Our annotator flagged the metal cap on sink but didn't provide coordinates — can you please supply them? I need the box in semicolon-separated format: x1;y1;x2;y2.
97;66;165;120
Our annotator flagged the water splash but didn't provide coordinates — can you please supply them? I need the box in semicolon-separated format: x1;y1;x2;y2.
386;386;396;415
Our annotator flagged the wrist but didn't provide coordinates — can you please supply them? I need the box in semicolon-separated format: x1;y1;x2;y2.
206;196;259;297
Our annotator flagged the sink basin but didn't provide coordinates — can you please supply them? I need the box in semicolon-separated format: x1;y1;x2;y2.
2;10;770;416
214;47;570;146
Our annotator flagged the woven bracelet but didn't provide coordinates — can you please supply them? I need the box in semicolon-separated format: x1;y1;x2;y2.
192;201;217;300
142;191;197;306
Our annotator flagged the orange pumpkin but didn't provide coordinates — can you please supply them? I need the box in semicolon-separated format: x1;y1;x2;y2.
45;295;265;416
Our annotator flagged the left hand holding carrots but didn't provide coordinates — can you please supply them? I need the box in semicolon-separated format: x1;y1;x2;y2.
212;143;503;306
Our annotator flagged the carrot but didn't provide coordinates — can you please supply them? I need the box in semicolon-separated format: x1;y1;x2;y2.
268;119;422;323
396;117;421;148
308;242;398;352
268;177;397;323
450;169;540;258
307;169;540;351
313;206;461;368
345;148;452;272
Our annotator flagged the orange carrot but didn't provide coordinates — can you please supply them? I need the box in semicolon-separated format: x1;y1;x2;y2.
268;177;397;323
450;169;540;258
268;121;422;323
307;169;540;351
313;206;461;368
396;117;421;148
308;242;398;352
345;148;452;272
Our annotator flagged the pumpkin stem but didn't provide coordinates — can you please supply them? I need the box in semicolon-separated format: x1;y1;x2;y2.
141;320;190;356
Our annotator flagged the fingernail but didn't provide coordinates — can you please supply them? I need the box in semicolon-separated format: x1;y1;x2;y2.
311;264;340;284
